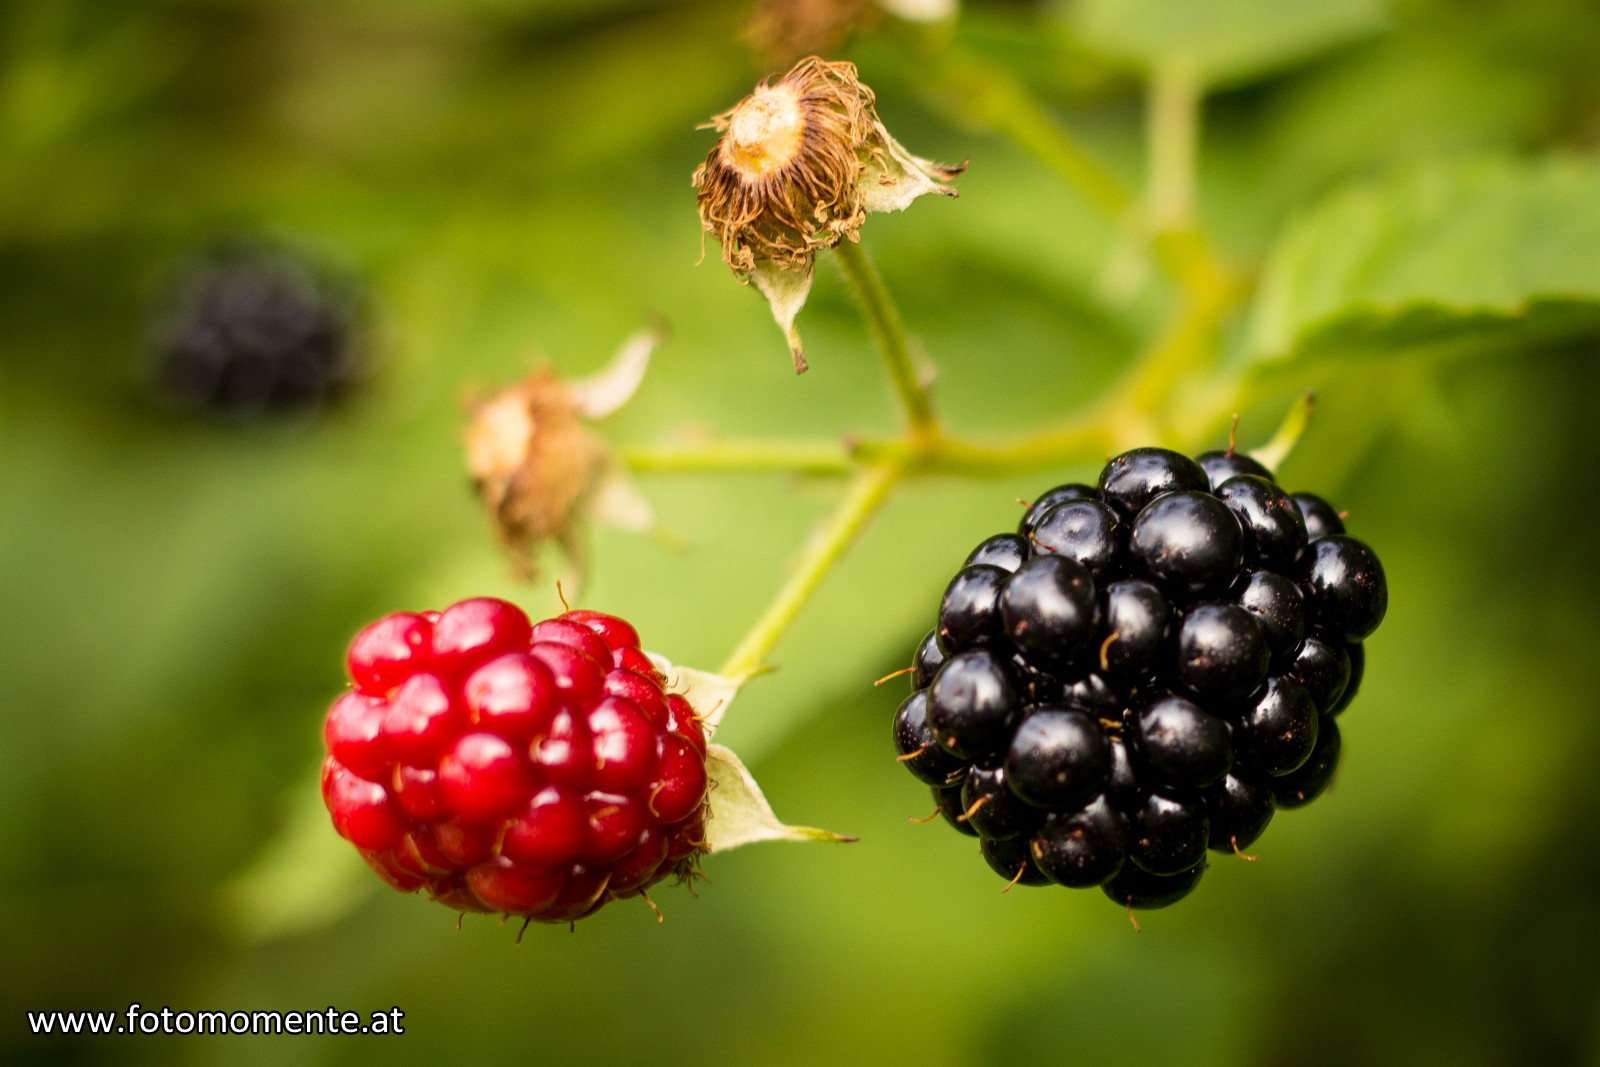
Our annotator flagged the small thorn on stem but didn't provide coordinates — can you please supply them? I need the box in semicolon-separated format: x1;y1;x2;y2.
874;666;916;687
1126;900;1142;933
642;891;665;924
1015;497;1031;508
956;794;991;823
1001;864;1028;894
555;580;571;613
1226;413;1240;456
516;917;532;944
1232;836;1259;862
1099;631;1121;671
1338;510;1349;520
896;743;933;763
909;805;943;824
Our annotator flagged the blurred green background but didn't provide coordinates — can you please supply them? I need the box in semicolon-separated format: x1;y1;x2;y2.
5;0;1600;1063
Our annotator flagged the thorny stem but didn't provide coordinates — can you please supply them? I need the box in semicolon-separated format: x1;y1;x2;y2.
718;463;901;681
832;240;938;437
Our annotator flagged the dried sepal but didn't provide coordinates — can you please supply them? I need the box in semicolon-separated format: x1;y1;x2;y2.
465;328;662;576
704;744;857;852
643;650;854;851
693;57;963;372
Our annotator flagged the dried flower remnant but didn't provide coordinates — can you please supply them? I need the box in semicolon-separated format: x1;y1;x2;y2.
465;328;661;577
746;0;872;64
744;0;959;67
693;58;963;373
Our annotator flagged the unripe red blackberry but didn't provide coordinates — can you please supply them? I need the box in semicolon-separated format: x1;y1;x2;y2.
323;597;708;925
892;445;1387;916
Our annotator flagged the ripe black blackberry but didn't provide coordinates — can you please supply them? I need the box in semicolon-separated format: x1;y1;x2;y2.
895;445;1387;918
145;238;365;418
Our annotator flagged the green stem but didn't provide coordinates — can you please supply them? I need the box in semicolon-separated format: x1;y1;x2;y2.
936;46;1133;223
718;463;901;680
832;240;937;436
1146;61;1201;233
1251;393;1317;471
621;440;852;476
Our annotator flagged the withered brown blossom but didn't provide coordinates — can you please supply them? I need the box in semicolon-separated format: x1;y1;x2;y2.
693;58;963;373
465;329;660;578
745;0;874;68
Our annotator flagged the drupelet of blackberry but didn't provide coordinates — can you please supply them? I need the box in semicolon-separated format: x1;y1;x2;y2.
895;445;1387;917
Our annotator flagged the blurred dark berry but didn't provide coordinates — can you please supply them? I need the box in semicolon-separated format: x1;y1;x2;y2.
934;782;978;837
146;238;364;418
1060;671;1122;715
913;630;946;689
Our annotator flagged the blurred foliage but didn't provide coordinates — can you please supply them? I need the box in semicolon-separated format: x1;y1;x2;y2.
3;0;1600;1064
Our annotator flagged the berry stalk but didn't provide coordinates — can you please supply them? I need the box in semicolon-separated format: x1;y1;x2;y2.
831;239;938;437
719;462;901;681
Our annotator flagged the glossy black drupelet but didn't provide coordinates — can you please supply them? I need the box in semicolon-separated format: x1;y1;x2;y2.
895;445;1386;915
1102;860;1208;910
1130;491;1245;597
1031;500;1122;577
999;556;1096;663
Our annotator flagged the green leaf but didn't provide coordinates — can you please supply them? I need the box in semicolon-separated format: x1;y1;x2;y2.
1069;0;1388;84
1248;155;1600;364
